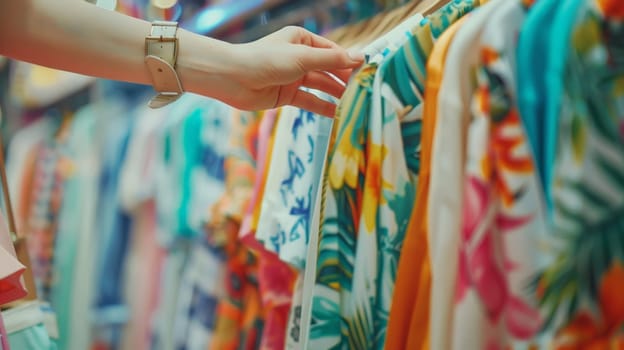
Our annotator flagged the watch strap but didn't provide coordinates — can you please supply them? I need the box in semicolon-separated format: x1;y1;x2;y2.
145;55;183;108
145;20;183;108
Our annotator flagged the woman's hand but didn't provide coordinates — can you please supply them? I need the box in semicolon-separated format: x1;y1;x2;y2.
180;27;365;117
230;27;365;117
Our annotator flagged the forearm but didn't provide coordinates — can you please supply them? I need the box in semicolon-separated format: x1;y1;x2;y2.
0;0;362;116
0;0;237;98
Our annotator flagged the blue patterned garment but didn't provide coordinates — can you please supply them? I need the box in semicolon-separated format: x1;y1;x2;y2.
91;103;134;350
255;105;332;270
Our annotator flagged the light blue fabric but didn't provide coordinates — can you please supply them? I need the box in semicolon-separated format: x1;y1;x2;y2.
516;0;564;211
92;107;133;349
8;324;56;350
5;302;58;350
52;105;99;350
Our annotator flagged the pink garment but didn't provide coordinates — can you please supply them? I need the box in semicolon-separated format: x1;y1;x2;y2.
0;309;9;350
234;108;296;349
257;255;296;350
121;201;165;350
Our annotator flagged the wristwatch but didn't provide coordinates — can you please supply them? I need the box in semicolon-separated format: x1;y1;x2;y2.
145;20;183;108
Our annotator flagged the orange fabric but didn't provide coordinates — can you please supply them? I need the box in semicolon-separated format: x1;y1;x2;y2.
250;110;281;233
385;18;467;350
18;146;39;233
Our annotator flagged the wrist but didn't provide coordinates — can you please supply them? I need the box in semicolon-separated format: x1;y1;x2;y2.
175;29;241;100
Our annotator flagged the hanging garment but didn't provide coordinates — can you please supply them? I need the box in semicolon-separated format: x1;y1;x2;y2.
423;2;504;349
530;0;624;347
118;104;169;212
0;211;26;306
172;238;224;350
91;102;133;350
170;97;233;350
120;201;164;350
208;110;264;350
307;59;380;350
6;118;56;233
449;0;552;348
25;138;66;303
307;12;427;348
239;108;279;253
235;106;300;350
516;0;564;211
206;109;259;240
151;95;233;350
53;105;101;350
0;310;8;350
541;0;585;217
208;232;263;350
149;241;191;350
284;274;304;350
386;15;467;350
253;108;295;257
118;105;168;350
289;138;345;348
154;95;231;246
378;2;476;349
256;255;296;350
255;105;333;270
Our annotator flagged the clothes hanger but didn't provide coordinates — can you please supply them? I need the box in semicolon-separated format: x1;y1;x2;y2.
326;25;349;44
360;6;411;47
360;10;427;57
339;0;418;50
423;0;454;16
395;0;425;22
356;0;444;49
327;0;407;47
330;19;363;47
342;16;382;48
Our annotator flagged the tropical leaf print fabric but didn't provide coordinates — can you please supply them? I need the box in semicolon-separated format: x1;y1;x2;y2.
308;62;376;350
530;0;624;347
366;3;476;347
308;2;477;349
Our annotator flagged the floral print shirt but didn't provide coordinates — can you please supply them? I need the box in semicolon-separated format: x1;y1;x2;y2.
450;1;550;349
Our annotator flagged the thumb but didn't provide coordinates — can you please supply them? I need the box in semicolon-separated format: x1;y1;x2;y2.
297;47;364;72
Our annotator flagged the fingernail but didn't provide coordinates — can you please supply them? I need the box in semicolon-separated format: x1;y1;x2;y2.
348;50;365;62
